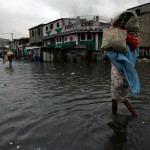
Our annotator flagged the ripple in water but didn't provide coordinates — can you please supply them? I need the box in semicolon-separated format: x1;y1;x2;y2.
0;60;150;150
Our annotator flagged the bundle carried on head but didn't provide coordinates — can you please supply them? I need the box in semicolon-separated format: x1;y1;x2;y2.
113;10;139;33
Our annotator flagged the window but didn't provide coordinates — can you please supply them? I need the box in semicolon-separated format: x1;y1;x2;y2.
88;22;93;26
64;37;68;42
136;9;140;15
81;34;86;40
32;30;34;36
80;33;93;41
87;34;92;40
57;22;60;28
38;28;40;35
56;37;62;43
46;26;48;31
59;37;62;42
47;40;50;44
50;24;53;29
70;37;73;42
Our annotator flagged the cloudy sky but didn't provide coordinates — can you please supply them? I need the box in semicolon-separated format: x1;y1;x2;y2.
0;0;149;40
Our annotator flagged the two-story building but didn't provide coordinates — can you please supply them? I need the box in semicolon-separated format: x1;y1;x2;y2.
29;23;44;47
28;24;45;61
41;16;110;62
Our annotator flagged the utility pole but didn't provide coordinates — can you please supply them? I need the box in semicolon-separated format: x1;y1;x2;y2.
10;33;13;51
10;33;13;41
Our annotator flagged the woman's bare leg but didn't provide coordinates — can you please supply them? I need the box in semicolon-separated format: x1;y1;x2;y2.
112;99;118;115
123;100;137;117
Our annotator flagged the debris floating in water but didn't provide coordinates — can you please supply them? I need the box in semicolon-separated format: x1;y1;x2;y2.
16;145;21;149
4;83;7;86
34;148;41;150
71;72;75;75
9;141;13;145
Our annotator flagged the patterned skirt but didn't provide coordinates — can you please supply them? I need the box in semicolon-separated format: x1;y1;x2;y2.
111;64;129;101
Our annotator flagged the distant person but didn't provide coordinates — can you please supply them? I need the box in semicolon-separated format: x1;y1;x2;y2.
3;51;14;68
104;11;140;117
1;51;7;62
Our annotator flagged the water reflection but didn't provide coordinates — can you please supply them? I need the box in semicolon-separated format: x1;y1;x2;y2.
105;115;132;150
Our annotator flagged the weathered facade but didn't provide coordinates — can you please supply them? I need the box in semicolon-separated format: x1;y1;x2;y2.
11;37;29;58
0;38;10;52
29;24;45;46
42;16;110;62
128;2;150;58
0;38;10;58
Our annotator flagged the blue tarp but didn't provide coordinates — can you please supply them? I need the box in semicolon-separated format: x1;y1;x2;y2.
104;45;140;95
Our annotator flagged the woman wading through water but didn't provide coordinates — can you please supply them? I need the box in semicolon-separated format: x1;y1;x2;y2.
103;11;140;117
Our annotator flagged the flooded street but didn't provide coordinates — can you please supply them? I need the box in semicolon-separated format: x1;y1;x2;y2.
0;59;150;150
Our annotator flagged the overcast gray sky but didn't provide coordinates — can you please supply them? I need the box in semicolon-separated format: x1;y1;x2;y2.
0;0;149;40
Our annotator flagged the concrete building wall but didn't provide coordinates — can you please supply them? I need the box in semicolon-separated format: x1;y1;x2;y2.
64;34;78;44
139;14;150;48
29;25;43;45
128;3;150;49
128;3;150;14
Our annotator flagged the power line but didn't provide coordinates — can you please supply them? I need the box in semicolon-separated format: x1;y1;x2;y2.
0;33;28;36
0;33;11;34
0;32;29;42
13;33;29;36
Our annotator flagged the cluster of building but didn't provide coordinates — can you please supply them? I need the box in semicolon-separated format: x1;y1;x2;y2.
12;15;110;62
1;2;150;62
0;38;10;58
